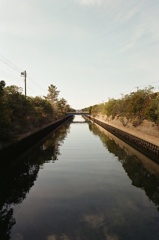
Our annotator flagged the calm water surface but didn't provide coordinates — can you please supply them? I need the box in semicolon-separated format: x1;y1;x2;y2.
1;116;159;240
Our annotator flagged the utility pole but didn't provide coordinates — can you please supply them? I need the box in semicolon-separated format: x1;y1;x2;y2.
21;70;27;98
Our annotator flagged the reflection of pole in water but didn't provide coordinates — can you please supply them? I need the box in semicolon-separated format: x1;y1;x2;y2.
51;156;55;163
42;145;47;151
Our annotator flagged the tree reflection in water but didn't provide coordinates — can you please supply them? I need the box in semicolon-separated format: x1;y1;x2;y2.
0;122;71;240
89;122;159;211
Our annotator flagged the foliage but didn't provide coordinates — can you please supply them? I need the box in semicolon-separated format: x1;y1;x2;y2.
44;84;60;102
146;94;159;125
88;86;159;127
0;82;72;147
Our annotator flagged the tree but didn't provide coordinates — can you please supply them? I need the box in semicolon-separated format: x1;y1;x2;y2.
44;84;60;103
104;99;118;119
146;95;159;125
32;97;54;126
88;86;158;127
0;82;71;148
3;85;27;134
0;84;25;144
0;80;5;96
57;98;69;117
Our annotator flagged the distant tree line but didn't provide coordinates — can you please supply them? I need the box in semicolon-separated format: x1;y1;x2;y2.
0;81;74;147
83;86;159;127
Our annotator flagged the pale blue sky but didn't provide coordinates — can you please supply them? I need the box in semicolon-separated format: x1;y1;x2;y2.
0;0;159;109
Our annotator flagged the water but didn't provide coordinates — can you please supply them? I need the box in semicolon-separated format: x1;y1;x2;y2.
1;115;159;240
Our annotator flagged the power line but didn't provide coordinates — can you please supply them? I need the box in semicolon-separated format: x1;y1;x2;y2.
27;74;46;92
0;70;20;79
0;54;44;96
0;54;22;72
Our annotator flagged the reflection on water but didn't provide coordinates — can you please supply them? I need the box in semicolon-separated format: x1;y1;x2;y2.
89;123;159;209
0;122;71;240
0;116;159;240
72;115;90;124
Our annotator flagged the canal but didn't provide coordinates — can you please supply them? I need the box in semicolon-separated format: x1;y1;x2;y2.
1;115;159;240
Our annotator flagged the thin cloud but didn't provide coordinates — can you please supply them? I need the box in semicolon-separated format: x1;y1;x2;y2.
113;1;141;24
0;0;88;40
118;24;145;52
0;19;87;41
118;2;159;53
77;0;142;28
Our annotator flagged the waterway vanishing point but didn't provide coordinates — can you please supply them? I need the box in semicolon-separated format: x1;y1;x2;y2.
1;115;159;240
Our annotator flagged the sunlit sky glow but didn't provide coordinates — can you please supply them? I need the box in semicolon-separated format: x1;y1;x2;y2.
0;0;159;109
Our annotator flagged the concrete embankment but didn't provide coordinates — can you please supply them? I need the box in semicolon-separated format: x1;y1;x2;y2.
87;115;159;164
0;115;73;161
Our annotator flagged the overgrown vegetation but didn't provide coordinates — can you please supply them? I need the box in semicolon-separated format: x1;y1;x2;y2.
0;81;74;147
83;86;159;127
